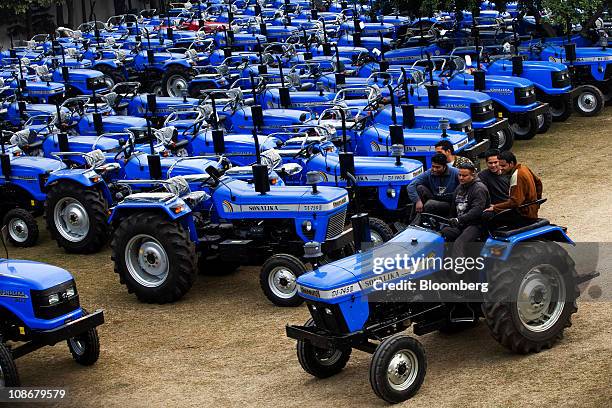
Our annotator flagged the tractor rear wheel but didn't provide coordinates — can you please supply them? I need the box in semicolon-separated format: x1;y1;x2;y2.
260;254;308;307
45;183;109;253
482;241;579;354
550;97;572;122
0;343;19;387
369;334;427;404
297;318;352;378
111;212;197;304
162;65;192;97
573;85;605;117
3;208;38;247
536;106;553;134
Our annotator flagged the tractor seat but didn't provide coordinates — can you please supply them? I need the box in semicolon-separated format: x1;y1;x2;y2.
492;218;550;239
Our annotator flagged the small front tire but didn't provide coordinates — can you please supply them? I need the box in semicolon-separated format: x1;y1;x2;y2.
369;335;427;404
0;343;20;386
573;85;604;117
369;217;395;244
297;318;352;378
260;254;307;307
3;208;39;247
67;322;100;366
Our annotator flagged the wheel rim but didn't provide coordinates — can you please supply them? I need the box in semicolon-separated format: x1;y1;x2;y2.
371;231;384;244
53;197;90;242
314;347;343;366
125;234;169;288
167;75;188;97
152;84;163;96
516;265;566;332
536;114;544;129
496;130;506;149
577;92;597;113
69;337;85;355
8;218;28;243
387;349;419;391
103;75;115;88
268;266;297;299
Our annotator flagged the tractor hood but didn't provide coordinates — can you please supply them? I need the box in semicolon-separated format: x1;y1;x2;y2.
43;134;120;153
539;46;612;62
8;156;65;175
213;178;349;215
127;94;200;116
453;72;534;88
488;59;567;74
0;259;73;291
24;80;65;95
363;125;469;153
377;105;471;127
297;226;444;300
313;154;424;185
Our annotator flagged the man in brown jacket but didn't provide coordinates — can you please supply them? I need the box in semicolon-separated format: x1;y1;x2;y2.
484;151;543;221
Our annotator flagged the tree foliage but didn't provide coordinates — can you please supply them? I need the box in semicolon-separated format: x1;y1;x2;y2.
0;0;57;15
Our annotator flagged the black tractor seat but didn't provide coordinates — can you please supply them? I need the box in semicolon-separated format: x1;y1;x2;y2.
492;218;550;239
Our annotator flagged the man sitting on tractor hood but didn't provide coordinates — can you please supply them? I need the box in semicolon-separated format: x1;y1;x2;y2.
484;151;543;222
435;140;474;168
408;153;460;217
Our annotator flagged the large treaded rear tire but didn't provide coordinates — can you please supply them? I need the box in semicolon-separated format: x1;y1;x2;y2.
111;212;197;304
482;241;579;354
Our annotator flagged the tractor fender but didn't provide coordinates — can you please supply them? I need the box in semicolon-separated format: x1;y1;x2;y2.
162;60;192;70
108;199;196;241
93;60;120;70
45;170;113;204
481;224;573;261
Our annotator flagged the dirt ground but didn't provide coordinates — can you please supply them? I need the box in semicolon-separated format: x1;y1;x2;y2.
9;111;612;408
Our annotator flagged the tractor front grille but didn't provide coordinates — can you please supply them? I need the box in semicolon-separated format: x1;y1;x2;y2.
326;209;347;240
470;102;495;123
30;280;80;320
307;301;349;335
551;70;571;88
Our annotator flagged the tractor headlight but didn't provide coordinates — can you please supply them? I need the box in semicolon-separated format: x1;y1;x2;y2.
387;187;396;198
48;293;60;305
302;220;313;233
65;286;76;298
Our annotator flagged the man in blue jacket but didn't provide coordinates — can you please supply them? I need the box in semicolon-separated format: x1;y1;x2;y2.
408;153;460;216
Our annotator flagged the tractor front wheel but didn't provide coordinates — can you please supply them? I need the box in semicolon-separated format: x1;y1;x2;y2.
510;115;539;140
260;254;308;307
550;97;572;122
496;127;514;151
0;343;19;387
369;334;427;404
45;184;109;253
3;208;39;247
536;106;553;134
96;65;125;88
297;318;352;378
162;65;192;97
369;217;395;245
482;242;579;354
67;314;100;366
573;85;605;117
111;213;197;304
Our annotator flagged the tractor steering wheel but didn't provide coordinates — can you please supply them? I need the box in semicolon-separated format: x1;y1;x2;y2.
419;212;451;232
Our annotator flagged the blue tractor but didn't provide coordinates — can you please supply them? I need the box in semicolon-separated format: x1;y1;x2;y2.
0;131;65;247
287;204;594;403
109;164;355;306
0;255;104;386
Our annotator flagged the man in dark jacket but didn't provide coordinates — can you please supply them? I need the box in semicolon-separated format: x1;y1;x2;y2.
477;149;510;204
407;153;460;216
441;162;490;263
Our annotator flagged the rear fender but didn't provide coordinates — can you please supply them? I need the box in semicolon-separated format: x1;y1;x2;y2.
45;170;113;203
481;225;573;261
